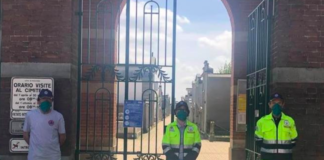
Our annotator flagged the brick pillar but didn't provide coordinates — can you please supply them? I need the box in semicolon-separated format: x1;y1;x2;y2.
221;0;260;159
0;0;77;159
271;0;324;159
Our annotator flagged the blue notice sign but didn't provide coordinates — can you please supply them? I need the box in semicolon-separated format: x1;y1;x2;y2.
123;100;143;127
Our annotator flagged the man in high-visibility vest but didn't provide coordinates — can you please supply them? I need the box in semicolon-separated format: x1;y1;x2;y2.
162;101;201;160
255;93;298;160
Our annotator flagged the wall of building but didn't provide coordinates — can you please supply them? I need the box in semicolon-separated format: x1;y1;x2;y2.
0;0;121;159
0;0;77;159
206;75;230;135
271;0;324;159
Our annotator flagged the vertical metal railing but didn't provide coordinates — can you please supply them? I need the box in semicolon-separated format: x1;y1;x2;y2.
77;0;177;159
246;0;273;159
75;0;83;159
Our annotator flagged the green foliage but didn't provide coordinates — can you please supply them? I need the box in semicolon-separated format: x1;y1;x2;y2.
218;62;231;74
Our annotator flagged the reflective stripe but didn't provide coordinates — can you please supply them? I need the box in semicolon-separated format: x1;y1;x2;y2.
169;144;194;149
184;145;193;149
163;147;171;153
263;140;292;144
255;137;263;141
170;145;180;149
175;153;179;157
184;153;188;157
192;147;200;153
261;148;292;154
164;144;196;149
291;141;296;144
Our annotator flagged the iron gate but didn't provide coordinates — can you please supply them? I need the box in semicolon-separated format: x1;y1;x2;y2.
246;0;273;160
75;0;177;159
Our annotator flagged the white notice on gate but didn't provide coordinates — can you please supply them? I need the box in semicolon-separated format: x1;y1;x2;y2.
9;138;29;153
11;77;54;119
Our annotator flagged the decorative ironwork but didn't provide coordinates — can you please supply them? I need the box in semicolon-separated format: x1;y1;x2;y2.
82;65;126;81
114;68;126;82
134;154;163;160
130;65;171;82
88;153;117;160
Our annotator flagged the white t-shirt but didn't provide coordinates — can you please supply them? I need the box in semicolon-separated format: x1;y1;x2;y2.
23;109;66;160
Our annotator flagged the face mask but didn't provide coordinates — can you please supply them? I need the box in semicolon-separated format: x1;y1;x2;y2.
40;101;52;113
272;103;282;116
176;110;188;121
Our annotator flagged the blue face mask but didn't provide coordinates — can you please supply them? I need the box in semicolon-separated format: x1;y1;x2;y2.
40;101;52;113
272;103;282;116
176;110;188;121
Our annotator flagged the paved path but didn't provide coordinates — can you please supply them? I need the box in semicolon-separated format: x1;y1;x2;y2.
116;116;229;160
198;140;229;160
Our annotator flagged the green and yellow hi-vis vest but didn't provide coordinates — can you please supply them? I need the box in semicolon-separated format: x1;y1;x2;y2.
255;112;298;159
162;120;201;160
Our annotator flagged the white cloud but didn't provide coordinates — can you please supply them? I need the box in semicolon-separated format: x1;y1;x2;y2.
180;76;194;84
198;31;232;54
118;0;190;65
177;15;191;24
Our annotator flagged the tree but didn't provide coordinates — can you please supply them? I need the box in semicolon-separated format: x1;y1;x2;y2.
218;62;231;74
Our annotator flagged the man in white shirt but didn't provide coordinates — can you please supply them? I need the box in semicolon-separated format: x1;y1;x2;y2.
23;89;66;160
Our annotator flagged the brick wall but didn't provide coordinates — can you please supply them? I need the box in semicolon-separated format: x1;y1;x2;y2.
2;0;73;63
0;0;121;158
272;0;324;68
0;78;11;154
271;0;324;159
0;0;75;157
271;83;324;159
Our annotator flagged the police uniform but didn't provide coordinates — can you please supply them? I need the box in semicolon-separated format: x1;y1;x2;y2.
162;120;201;160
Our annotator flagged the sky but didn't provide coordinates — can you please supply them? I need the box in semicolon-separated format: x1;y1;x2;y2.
176;0;231;100
119;0;232;100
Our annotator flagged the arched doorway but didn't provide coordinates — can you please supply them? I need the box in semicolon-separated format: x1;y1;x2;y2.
75;0;273;160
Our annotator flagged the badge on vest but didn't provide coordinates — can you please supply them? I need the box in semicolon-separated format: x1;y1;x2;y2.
188;126;194;133
284;120;290;128
170;126;175;132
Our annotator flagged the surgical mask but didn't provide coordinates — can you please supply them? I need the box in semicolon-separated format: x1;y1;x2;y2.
272;103;282;116
40;101;52;113
176;110;188;121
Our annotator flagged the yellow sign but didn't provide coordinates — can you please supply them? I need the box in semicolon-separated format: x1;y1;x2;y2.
238;94;246;113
